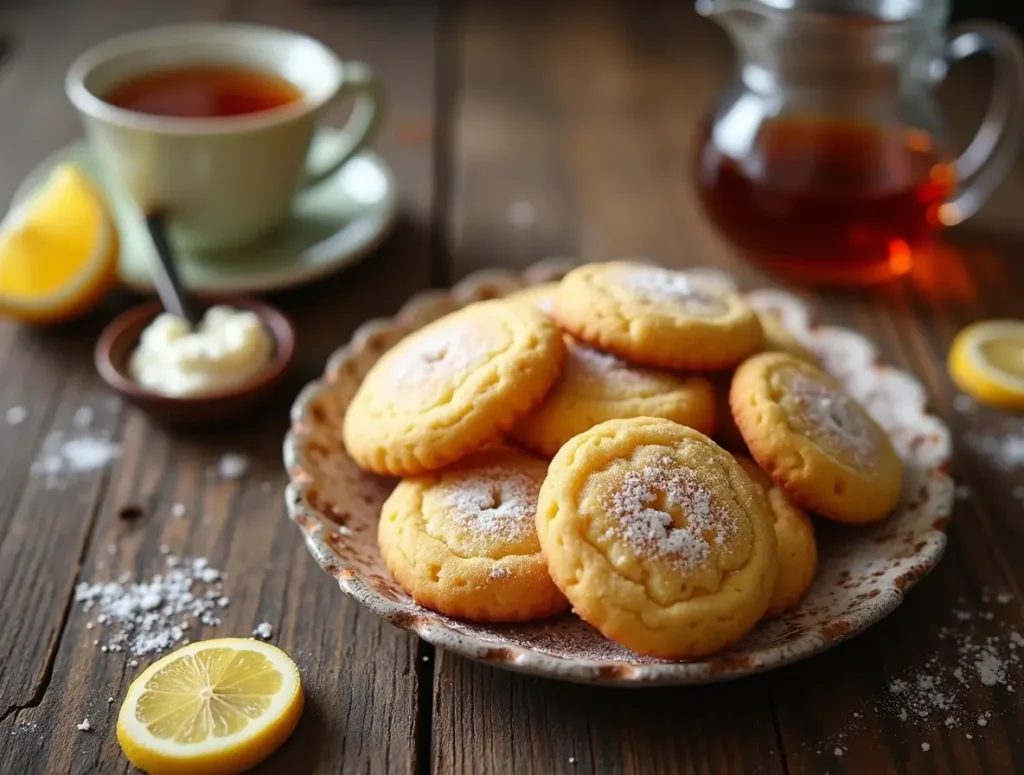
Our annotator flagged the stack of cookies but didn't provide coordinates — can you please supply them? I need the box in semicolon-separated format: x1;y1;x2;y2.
342;261;904;660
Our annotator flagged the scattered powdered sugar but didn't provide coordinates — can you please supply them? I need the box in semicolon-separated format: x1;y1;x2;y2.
782;370;876;468
965;419;1024;472
489;566;511;580
74;555;228;656
32;431;122;488
444;467;540;547
252;621;274;641
215;453;249;480
606;458;730;573
613;268;728;316
73;406;94;429
5;405;27;425
76;718;91;732
815;589;1019;756
921;743;931;752
171;503;186;519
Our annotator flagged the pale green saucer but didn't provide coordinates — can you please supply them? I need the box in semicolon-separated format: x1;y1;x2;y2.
12;128;398;294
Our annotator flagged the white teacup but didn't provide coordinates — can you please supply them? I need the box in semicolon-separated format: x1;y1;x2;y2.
66;23;384;253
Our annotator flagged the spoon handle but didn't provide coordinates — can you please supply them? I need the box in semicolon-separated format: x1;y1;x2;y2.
144;211;199;327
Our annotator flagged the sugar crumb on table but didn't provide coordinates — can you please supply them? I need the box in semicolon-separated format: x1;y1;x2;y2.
252;621;274;641
5;405;27;425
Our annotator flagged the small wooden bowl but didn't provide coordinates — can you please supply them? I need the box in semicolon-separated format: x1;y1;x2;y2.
95;297;296;427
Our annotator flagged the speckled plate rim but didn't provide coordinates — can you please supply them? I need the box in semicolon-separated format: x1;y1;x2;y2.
283;258;954;686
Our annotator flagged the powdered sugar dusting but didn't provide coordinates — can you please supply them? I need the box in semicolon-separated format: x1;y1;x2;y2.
813;589;1019;756
32;431;122;489
74;555;228;656
444;467;540;546
613;268;728;316
570;342;624;374
781;370;877;468
5;405;27;425
607;460;731;573
390;323;491;386
215;452;249;480
965;418;1024;472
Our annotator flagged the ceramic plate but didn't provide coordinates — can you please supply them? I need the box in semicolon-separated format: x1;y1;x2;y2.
284;260;954;686
11;128;398;295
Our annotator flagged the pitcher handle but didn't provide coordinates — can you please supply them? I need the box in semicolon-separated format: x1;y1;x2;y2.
940;21;1024;225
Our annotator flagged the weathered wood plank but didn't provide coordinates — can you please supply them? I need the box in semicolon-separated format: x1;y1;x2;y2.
0;1;439;772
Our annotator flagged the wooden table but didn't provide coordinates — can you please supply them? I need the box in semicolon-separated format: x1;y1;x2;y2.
3;2;1024;773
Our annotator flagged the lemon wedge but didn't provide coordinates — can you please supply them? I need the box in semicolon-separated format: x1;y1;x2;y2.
0;163;117;324
948;320;1024;409
117;638;303;775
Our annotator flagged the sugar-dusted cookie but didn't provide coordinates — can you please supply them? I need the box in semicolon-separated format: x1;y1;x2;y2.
537;417;777;659
343;299;566;475
378;447;569;622
510;336;716;458
552;261;763;370
756;311;818;364
733;454;817;619
505;282;560;316
730;352;902;524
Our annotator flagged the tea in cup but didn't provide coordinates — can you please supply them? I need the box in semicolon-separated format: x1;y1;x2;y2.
66;23;385;253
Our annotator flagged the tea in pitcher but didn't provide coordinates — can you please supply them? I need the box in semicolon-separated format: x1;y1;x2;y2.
694;0;1024;286
695;117;955;285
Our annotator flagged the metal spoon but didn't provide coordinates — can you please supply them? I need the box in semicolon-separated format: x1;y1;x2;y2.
143;211;199;327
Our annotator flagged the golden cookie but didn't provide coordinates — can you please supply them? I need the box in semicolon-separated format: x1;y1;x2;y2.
733;454;817;619
378;447;569;622
730;352;903;524
536;417;777;660
343;299;566;475
511;337;716;458
756;311;818;364
552;261;763;370
505;282;559;316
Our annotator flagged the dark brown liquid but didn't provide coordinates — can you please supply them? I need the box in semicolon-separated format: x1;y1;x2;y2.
104;65;301;118
696;117;955;285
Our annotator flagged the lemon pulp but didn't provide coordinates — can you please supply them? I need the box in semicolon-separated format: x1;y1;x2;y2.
136;648;284;742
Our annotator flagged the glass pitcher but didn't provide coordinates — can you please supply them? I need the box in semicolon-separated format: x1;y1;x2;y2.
694;0;1024;285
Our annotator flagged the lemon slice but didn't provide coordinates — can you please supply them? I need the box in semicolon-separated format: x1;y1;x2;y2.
0;163;118;324
117;638;303;775
948;320;1024;409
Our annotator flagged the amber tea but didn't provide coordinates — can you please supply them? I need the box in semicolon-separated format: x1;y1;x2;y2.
104;64;301;118
695;117;955;286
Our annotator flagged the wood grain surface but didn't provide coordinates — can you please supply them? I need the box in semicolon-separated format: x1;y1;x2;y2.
2;0;1024;773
